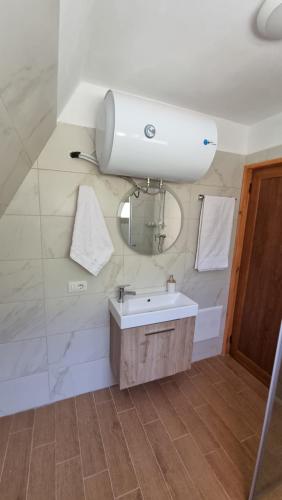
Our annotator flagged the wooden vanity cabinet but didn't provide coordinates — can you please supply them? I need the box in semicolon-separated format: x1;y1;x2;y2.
110;314;195;389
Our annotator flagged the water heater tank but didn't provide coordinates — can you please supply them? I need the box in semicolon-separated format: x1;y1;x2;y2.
95;90;217;182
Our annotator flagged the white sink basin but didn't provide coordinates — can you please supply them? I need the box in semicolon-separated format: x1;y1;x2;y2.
109;291;198;329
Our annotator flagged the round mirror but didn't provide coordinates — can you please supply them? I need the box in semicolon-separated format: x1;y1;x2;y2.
118;183;183;255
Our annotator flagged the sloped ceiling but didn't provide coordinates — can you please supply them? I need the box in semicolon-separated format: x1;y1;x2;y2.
0;0;59;215
58;0;282;125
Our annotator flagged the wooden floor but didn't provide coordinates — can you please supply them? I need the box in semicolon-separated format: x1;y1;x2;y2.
0;355;270;500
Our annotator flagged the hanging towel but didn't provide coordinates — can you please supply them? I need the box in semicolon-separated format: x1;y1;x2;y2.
195;195;235;272
70;185;114;275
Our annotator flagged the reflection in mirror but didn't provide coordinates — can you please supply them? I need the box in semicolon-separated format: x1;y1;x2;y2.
118;183;182;255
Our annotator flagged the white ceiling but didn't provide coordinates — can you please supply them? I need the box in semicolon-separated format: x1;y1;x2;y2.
58;0;282;125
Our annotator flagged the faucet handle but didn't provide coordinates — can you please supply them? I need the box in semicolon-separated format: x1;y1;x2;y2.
118;284;130;290
117;284;131;303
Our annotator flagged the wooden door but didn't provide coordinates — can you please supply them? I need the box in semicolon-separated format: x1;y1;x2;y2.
230;164;282;385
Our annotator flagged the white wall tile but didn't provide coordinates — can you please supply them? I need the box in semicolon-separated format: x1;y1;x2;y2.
49;363;74;401
41;216;74;258
198;150;244;188
0;372;50;416
194;306;223;342
0;338;47;381
46;294;109;335
181;268;230;309
166;182;191;208
71;358;115;395
38;123;96;174
5;169;40;215
39;169;130;217
0;151;32;216
247;144;282;163
39;170;82;216
47;326;109;365
0;260;43;303
49;357;115;402
43;256;123;298
0;215;41;260
92;174;131;217
0;29;58;165
0;300;45;342
192;337;222;362
12;93;56;167
41;215;123;259
123;252;188;289
0;99;28;187
0;0;59;204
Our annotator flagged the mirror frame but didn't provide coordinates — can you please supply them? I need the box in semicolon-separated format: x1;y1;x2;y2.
117;182;184;256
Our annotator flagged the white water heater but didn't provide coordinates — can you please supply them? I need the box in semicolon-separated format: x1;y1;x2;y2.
96;90;217;182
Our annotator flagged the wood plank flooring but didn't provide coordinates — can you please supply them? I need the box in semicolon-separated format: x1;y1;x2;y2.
0;355;269;500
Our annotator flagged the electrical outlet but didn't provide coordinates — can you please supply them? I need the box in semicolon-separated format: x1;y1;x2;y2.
68;280;88;293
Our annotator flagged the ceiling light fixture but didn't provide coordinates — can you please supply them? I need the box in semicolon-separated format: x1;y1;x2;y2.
257;0;282;39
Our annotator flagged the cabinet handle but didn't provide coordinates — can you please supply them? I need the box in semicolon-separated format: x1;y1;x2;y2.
145;328;175;336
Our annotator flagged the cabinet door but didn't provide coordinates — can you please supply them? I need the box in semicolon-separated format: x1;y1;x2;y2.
175;317;195;373
120;320;177;389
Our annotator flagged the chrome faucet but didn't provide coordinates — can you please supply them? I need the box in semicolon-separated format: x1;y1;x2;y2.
117;285;136;303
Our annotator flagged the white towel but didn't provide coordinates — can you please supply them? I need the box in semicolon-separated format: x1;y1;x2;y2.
195;195;235;272
70;185;114;275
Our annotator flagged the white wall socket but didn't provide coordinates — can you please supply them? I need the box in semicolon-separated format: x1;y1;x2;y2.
68;280;88;293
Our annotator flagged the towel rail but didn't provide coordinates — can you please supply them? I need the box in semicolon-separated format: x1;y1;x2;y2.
198;194;237;201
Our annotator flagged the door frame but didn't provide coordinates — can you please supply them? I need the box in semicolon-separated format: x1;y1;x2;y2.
222;157;282;355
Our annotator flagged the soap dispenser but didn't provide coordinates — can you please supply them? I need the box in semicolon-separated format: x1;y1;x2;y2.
167;275;176;293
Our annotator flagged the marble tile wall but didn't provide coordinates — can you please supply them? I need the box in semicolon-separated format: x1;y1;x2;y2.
0;0;59;215
0;122;245;415
246;143;282;164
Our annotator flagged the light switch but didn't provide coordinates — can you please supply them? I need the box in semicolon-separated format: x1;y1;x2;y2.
68;280;88;293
